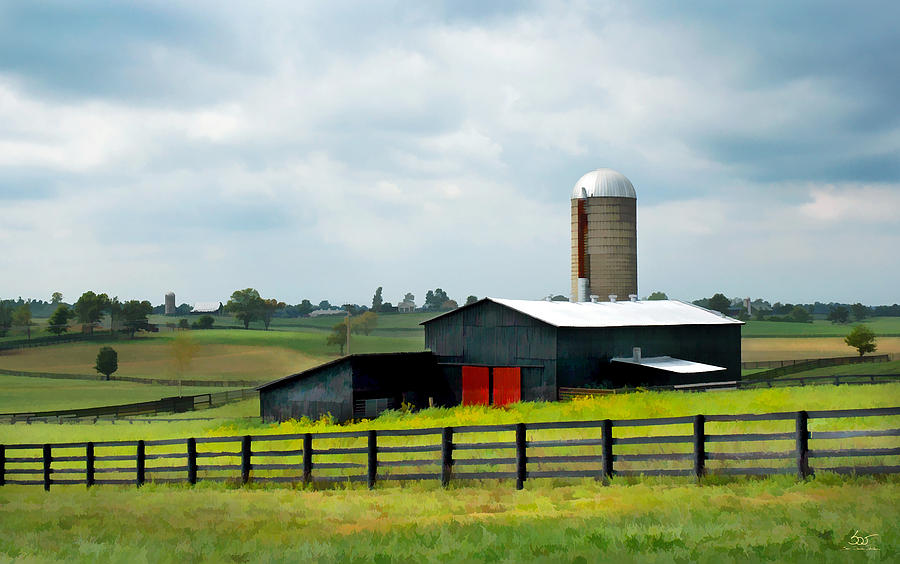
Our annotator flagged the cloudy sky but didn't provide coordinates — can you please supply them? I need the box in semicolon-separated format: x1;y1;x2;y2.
2;1;898;307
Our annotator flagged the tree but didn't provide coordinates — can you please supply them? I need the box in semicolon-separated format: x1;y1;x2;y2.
226;288;264;329
192;315;215;329
353;311;379;336
178;318;190;329
647;291;668;301
845;325;877;357
707;293;731;315
318;300;332;309
372;287;384;312
827;306;850;324
296;299;314;317
326;320;348;354
12;303;33;340
465;295;478;305
74;291;110;333
51;292;63;305
424;289;450;310
260;298;286;330
95;346;118;380
850;303;869;322
403;293;415;304
47;304;75;336
441;299;459;311
0;300;13;337
121;300;153;338
791;305;811;323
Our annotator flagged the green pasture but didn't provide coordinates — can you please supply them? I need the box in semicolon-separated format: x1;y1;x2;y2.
1;476;896;562
0;329;422;382
0;374;232;414
773;359;900;378
741;317;900;338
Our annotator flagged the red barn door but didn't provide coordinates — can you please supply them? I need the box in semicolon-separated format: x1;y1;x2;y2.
462;366;490;406
492;367;521;406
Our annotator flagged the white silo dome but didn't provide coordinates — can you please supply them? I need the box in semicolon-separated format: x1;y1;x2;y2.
572;168;636;199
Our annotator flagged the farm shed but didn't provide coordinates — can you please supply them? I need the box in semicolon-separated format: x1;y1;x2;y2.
422;297;742;403
257;352;447;423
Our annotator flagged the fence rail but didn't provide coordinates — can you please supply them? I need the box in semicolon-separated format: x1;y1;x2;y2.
1;406;897;491
741;354;889;373
0;389;258;424
0;368;261;388
560;373;900;399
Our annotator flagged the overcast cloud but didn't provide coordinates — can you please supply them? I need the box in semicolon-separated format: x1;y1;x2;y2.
1;1;898;306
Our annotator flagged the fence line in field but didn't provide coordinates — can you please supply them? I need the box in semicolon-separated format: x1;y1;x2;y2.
0;389;258;424
0;367;261;389
740;354;889;372
558;373;900;400
1;406;897;491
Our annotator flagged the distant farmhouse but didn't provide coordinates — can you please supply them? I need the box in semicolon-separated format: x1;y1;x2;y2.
258;168;742;422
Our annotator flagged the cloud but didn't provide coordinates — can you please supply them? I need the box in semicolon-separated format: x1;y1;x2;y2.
0;2;898;305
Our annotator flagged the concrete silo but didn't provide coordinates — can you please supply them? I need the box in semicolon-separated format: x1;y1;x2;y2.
571;169;637;302
165;292;176;315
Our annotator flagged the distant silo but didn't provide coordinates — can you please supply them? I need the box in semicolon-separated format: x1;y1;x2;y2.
571;169;637;302
165;292;176;315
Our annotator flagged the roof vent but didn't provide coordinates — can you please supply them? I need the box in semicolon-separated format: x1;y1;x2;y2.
590;295;599;303
608;294;617;303
628;294;638;302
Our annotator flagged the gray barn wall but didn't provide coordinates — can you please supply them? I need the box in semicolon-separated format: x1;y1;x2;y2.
556;324;741;387
259;362;353;422
425;301;558;401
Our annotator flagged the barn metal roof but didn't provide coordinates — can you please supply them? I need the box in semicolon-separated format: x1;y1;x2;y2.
572;168;636;199
422;298;743;328
191;302;221;313
611;356;726;373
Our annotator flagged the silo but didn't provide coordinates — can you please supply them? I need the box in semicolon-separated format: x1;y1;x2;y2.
570;168;637;302
165;292;176;315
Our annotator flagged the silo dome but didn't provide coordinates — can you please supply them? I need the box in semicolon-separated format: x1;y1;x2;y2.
572;168;636;199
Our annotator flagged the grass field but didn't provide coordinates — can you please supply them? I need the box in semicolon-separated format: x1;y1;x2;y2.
741;337;900;361
0;329;422;382
1;476;896;562
775;359;900;378
1;385;898;562
0;374;234;414
740;317;900;338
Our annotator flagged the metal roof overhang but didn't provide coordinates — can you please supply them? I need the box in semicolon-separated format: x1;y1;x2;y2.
611;356;726;374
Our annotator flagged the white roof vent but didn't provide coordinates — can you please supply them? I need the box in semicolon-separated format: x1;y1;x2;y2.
608;294;617;303
628;294;638;302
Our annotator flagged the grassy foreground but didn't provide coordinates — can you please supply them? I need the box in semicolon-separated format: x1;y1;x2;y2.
0;476;896;562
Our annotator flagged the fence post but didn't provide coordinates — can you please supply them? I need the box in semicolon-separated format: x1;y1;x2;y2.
136;440;145;487
795;411;811;479
0;445;5;487
367;430;377;490
441;427;454;488
86;442;95;487
600;419;613;483
515;423;526;490
302;433;312;485
187;438;197;485
43;444;52;491
241;435;252;485
693;415;706;481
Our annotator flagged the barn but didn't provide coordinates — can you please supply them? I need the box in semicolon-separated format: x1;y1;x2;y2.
422;297;742;405
257;352;449;422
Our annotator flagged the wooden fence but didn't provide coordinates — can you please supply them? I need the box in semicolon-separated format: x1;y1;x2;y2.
741;353;889;372
0;389;258;424
1;406;897;491
0;367;261;388
560;373;900;399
